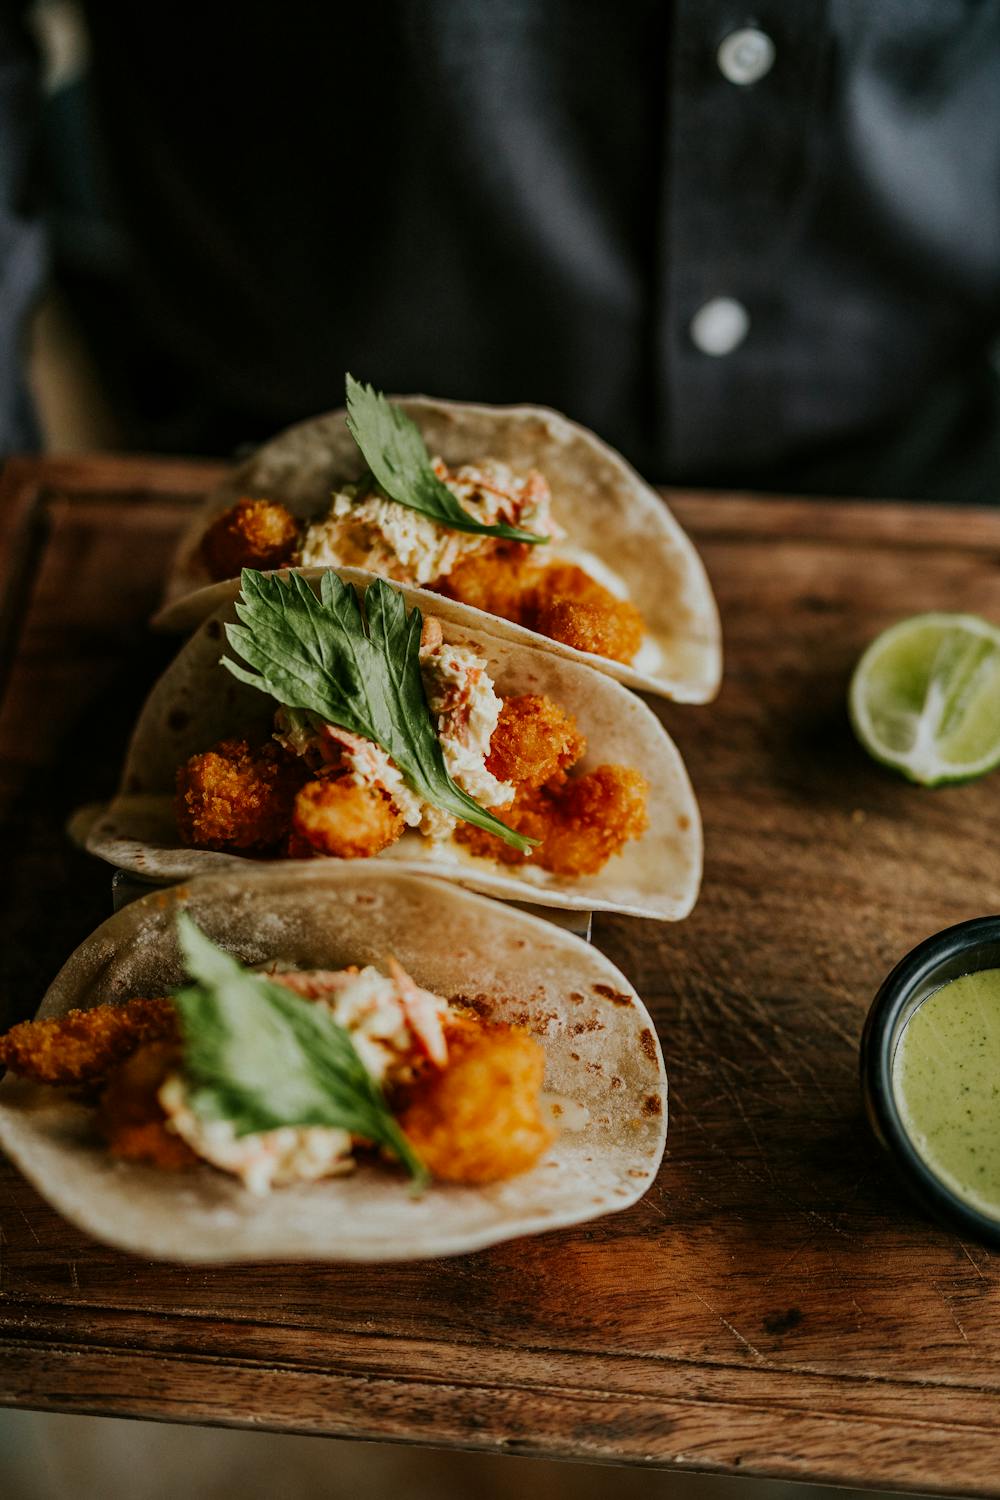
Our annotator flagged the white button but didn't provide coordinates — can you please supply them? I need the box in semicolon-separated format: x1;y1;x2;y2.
717;28;775;85
690;298;750;356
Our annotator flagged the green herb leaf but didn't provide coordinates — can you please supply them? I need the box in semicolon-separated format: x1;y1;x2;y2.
345;375;548;545
222;568;535;851
173;912;428;1184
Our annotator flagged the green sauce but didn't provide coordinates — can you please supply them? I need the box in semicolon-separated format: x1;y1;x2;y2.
893;968;1000;1217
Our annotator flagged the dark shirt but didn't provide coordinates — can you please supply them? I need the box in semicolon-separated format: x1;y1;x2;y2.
4;3;1000;498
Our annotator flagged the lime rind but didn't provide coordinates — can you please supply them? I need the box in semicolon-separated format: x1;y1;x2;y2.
849;612;1000;786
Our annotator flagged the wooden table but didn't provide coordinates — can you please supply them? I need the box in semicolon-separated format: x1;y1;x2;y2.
2;456;1000;1495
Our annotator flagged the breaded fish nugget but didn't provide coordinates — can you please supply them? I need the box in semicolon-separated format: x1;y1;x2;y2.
455;764;649;875
530;764;649;876
293;778;405;859
531;563;644;664
177;737;306;852
0;997;177;1085
437;548;643;665
399;1020;553;1183
453;795;544;866
97;1041;197;1170
486;694;586;791
434;541;542;624
201;497;300;580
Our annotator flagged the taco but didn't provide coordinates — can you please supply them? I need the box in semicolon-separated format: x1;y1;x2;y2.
155;380;721;704
84;569;701;921
0;866;667;1261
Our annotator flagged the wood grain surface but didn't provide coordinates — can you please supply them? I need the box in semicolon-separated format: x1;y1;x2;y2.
2;457;1000;1494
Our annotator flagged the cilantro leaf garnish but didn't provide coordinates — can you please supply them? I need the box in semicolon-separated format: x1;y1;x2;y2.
345;374;548;545
221;568;535;852
173;912;428;1184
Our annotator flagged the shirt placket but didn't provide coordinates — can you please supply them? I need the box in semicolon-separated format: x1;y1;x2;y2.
660;0;830;481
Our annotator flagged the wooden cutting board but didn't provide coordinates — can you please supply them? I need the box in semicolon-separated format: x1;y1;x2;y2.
2;456;1000;1495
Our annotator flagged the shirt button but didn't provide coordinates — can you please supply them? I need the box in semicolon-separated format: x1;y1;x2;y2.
717;28;775;85
690;298;750;356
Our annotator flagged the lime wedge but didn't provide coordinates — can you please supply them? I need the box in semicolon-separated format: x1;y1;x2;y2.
849;613;1000;786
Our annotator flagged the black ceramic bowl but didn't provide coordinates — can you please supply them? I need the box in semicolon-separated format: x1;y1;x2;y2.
861;914;1000;1247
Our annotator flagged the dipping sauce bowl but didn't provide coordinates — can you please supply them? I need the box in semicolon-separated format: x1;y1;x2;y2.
861;915;1000;1247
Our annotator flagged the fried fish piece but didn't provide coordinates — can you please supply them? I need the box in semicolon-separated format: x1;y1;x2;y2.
530;563;644;665
485;693;586;791
456;764;649;875
97;1041;197;1170
453;785;546;867
527;764;649;876
176;737;306;852
0;997;177;1086
433;541;543;624
200;497;301;580
436;548;644;665
399;1018;553;1183
292;777;405;859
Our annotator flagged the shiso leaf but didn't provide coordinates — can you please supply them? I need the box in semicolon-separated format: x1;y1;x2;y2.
345;374;548;545
173;912;428;1183
221;568;534;851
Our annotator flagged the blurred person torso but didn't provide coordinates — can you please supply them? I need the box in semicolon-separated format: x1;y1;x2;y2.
6;0;1000;498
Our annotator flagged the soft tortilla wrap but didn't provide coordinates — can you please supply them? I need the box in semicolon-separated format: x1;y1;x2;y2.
155;397;722;704
85;570;702;921
0;865;667;1262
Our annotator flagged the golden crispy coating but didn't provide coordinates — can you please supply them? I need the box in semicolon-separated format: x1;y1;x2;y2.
456;764;649;875
292;777;405;859
531;563;644;665
434;541;543;624
454;787;543;866
200;497;301;581
399;1018;553;1183
486;694;586;792
176;737;306;852
0;998;177;1086
528;764;649;875
533;596;644;665
436;549;644;665
97;1042;197;1170
529;560;615;608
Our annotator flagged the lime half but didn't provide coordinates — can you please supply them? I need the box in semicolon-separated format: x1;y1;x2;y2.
849;613;1000;786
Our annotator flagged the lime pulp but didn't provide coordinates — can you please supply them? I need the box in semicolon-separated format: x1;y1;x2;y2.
849;613;1000;785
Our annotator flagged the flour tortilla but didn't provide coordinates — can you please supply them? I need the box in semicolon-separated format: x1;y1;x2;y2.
85;570;701;921
0;865;667;1262
155;397;721;703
